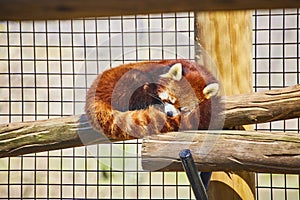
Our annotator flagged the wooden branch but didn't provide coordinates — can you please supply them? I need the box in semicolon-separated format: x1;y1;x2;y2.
222;84;300;127
1;0;300;20
0;84;300;157
142;130;300;174
0;114;111;158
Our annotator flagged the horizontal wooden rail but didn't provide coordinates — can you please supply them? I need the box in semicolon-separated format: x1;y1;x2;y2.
0;115;110;158
0;85;300;158
1;0;300;20
222;84;300;127
142;130;300;174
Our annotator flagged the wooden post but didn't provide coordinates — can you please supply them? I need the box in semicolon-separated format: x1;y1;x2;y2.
195;10;255;200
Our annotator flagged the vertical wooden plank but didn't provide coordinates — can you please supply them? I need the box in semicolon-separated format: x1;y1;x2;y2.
195;11;255;200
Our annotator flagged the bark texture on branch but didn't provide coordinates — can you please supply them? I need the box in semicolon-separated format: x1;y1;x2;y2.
221;85;300;127
222;84;300;128
0;85;300;157
142;130;300;174
0;114;110;158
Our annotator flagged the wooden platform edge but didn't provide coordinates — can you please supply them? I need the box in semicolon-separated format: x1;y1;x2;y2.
1;0;300;20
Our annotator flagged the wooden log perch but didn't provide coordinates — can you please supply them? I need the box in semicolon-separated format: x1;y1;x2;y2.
0;84;300;158
222;84;300;127
142;130;300;174
0;115;112;158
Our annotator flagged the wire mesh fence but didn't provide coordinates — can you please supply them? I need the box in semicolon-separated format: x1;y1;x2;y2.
253;9;300;200
0;9;299;200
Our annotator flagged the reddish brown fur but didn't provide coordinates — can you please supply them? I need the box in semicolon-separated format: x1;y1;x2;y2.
156;60;220;130
85;59;220;140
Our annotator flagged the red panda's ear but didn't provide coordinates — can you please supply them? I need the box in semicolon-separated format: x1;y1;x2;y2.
203;83;219;99
160;63;182;81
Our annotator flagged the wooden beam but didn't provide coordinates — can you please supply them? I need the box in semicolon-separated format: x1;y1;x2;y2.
142;130;300;174
222;84;300;128
0;114;111;158
0;85;300;158
195;10;254;200
1;0;300;20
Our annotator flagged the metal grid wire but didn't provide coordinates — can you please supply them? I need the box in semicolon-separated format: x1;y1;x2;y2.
0;13;195;199
0;9;299;200
253;9;300;200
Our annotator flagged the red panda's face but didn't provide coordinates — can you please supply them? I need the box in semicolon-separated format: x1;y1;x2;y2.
157;86;181;117
157;62;219;117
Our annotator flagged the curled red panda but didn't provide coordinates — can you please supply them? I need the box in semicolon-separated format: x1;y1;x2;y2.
85;59;221;140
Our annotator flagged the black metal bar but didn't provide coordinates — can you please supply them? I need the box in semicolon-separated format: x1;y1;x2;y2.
179;149;208;200
200;172;212;190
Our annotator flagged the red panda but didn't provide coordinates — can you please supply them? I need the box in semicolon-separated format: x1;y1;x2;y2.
85;59;221;140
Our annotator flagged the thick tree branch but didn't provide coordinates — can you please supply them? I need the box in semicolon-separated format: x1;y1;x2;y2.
142;130;300;174
0;85;300;158
222;84;300;127
0;115;112;158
